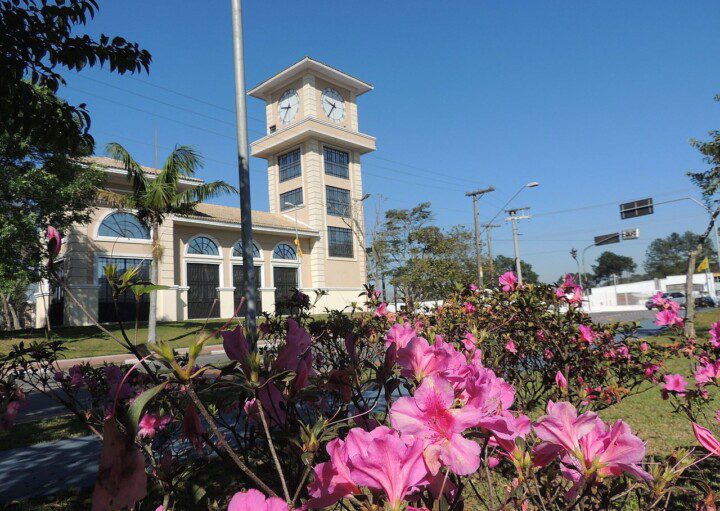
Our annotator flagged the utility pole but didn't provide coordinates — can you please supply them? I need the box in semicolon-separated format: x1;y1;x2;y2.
465;187;495;288
230;0;258;338
483;223;500;274
506;207;531;285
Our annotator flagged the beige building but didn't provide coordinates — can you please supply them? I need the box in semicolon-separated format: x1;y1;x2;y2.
34;57;375;327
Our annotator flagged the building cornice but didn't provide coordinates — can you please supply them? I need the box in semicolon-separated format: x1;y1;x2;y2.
250;116;376;159
173;216;320;238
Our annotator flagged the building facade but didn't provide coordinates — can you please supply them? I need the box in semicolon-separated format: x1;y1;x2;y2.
34;58;375;328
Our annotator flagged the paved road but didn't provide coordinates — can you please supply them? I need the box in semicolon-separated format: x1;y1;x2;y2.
589;309;657;325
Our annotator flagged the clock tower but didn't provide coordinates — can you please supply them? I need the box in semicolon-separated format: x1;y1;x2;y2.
248;57;375;305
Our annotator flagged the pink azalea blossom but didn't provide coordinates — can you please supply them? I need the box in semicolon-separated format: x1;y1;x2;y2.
692;423;720;457
309;426;429;511
654;309;684;327
644;363;660;378
274;319;314;392
137;413;170;438
694;360;720;386
47;226;62;257
533;401;599;455
499;271;518;292
390;375;481;475
462;332;476;351
463;302;476;314
228;488;295;511
710;321;720;348
384;323;417;350
505;340;518;354
662;374;687;397
640;342;649;352
374;302;388;317
578;325;596;343
470;283;479;292
221;324;251;373
396;337;453;381
555;371;568;391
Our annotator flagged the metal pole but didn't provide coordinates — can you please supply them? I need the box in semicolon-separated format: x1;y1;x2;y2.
230;0;257;336
472;195;484;288
485;224;499;272
713;221;720;274
510;216;523;284
466;187;495;288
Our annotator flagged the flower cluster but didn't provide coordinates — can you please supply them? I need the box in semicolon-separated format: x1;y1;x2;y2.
651;292;684;327
555;273;583;305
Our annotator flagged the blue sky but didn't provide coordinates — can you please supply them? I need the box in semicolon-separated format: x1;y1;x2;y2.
61;1;720;282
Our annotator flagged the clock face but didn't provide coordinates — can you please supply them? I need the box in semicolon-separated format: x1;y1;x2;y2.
278;89;299;124
322;88;345;121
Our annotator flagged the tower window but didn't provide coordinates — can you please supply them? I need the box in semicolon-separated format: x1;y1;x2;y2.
328;226;353;258
278;149;301;182
324;147;349;179
280;188;303;210
326;186;350;217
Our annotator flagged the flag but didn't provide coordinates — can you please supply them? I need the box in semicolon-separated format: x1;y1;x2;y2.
697;257;710;272
294;237;303;257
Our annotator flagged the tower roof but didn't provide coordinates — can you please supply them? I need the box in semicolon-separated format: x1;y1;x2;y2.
248;56;373;100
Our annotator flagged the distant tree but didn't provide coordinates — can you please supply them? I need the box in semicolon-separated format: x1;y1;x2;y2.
492;255;540;285
592;251;636;283
375;202;476;305
644;231;716;278
681;94;720;337
106;143;236;343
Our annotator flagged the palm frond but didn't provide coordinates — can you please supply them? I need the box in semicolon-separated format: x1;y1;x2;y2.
164;145;203;178
105;142;149;196
175;181;238;208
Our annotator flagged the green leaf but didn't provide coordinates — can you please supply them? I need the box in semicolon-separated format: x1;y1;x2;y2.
130;283;168;297
128;381;166;436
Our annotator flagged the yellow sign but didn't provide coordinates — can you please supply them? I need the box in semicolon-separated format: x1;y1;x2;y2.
697;257;710;272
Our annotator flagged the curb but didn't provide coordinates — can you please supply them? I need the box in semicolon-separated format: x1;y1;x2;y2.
55;343;225;369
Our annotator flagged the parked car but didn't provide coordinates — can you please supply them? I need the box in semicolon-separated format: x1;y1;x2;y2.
695;294;718;308
645;292;686;310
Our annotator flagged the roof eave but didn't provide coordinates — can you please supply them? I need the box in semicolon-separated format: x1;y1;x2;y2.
248;57;373;100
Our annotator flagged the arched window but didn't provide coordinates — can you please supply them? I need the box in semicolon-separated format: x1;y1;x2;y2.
232;241;261;259
273;243;297;260
187;236;219;256
98;212;150;239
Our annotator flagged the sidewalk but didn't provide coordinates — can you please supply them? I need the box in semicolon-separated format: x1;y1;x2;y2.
0;435;100;504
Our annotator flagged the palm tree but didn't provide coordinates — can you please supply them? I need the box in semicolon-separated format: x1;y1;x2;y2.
106;143;237;343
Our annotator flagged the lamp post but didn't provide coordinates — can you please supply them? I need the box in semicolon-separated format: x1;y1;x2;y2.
230;0;257;337
506;207;531;284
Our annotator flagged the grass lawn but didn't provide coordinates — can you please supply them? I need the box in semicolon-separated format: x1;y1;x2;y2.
0;416;87;451
0;319;231;358
599;308;720;456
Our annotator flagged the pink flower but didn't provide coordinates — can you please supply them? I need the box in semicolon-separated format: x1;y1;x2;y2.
396;337;452;381
384;323;416;350
221;324;251;373
710;322;720;348
662;374;687;397
694;360;720;386
505;339;518;354
533;401;599;455
463;301;476;314
534;402;651;492
655;309;684;327
47;226;62;257
555;371;567;391
374;302;388;317
640;342;648;352
470;283;479;292
644;363;660;378
499;271;518;292
138;414;157;438
578;325;596;343
544;349;554;360
343;428;429;511
692;423;720;457
68;365;84;386
228;489;294;511
390;375;482;475
274;319;314;392
651;292;665;308
310;426;429;511
462;332;476;351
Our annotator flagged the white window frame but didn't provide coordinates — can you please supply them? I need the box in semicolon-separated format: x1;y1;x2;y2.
94;209;153;245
